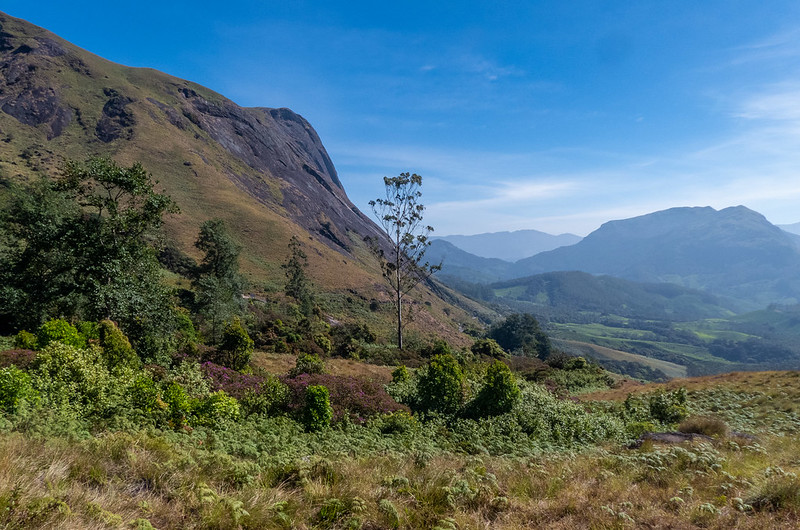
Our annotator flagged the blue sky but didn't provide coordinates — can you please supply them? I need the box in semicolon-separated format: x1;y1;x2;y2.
6;1;800;235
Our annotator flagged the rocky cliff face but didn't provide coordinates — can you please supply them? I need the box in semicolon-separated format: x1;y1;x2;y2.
0;10;383;257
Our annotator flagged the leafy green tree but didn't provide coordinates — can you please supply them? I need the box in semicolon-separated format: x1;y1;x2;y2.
283;235;316;316
469;361;521;417
192;219;246;342
217;317;254;371
0;157;180;362
369;173;440;350
0;179;81;330
416;353;464;414
488;313;552;358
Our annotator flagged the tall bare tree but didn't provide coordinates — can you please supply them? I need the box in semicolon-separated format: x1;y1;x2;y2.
369;172;440;349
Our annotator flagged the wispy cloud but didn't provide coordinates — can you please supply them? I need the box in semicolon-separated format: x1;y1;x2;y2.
730;27;800;65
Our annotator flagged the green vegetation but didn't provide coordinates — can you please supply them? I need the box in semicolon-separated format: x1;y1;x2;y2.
2;155;800;528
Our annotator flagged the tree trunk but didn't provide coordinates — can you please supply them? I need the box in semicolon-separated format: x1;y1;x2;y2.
396;268;403;350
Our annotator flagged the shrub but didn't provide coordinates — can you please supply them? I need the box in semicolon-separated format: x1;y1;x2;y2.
313;334;332;355
391;365;410;383
30;343;114;415
166;360;210;399
371;410;418;435
648;388;688;425
678;416;729;438
202;362;264;400
13;330;37;350
420;339;452;358
0;349;37;369
470;338;507;359
194;390;240;426
217;318;254;371
128;375;165;415
416;354;465;414
240;374;290;417
302;385;333;431
289;352;325;377
468;360;521;418
162;381;192;426
0;365;38;414
284;373;406;423
37;319;84;349
748;475;800;512
97;320;138;370
76;321;99;343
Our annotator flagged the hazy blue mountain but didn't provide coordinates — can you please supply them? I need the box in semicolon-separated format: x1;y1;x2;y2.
427;240;513;283
435;229;582;262
489;270;741;321
779;222;800;235
510;206;800;309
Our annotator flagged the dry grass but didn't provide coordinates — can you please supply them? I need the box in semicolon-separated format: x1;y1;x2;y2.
3;430;800;529
252;351;394;383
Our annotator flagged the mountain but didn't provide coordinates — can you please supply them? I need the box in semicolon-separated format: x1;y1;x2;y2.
779;222;800;235
488;270;740;321
434;229;582;262
0;11;490;341
511;206;800;309
427;240;513;284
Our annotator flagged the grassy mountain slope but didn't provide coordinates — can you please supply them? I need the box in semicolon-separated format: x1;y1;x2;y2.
0;11;492;343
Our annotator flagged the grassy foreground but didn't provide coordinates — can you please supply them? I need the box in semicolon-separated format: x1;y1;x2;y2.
2;370;800;529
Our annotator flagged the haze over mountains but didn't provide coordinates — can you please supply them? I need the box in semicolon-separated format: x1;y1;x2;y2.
436;206;800;311
434;230;581;262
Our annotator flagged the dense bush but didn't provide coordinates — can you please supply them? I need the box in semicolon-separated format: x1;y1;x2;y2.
216;317;254;371
98;319;138;370
0;349;37;369
194;390;241;427
488;313;551;358
30;343;118;415
0;365;38;414
13;330;37;350
202;362;264;400
416;354;465;414
648;388;688;425
284;373;406;423
37;319;85;349
239;374;290;417
471;338;507;359
289;352;325;377
467;361;521;418
419;339;453;358
301;385;333;431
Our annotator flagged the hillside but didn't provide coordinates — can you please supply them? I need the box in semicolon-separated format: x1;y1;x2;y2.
512;206;800;309
434;229;581;262
489;270;741;321
427;239;513;283
0;11;489;342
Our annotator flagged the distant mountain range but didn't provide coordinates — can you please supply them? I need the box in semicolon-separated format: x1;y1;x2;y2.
779;222;800;235
488;270;741;321
436;206;800;310
434;230;582;262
